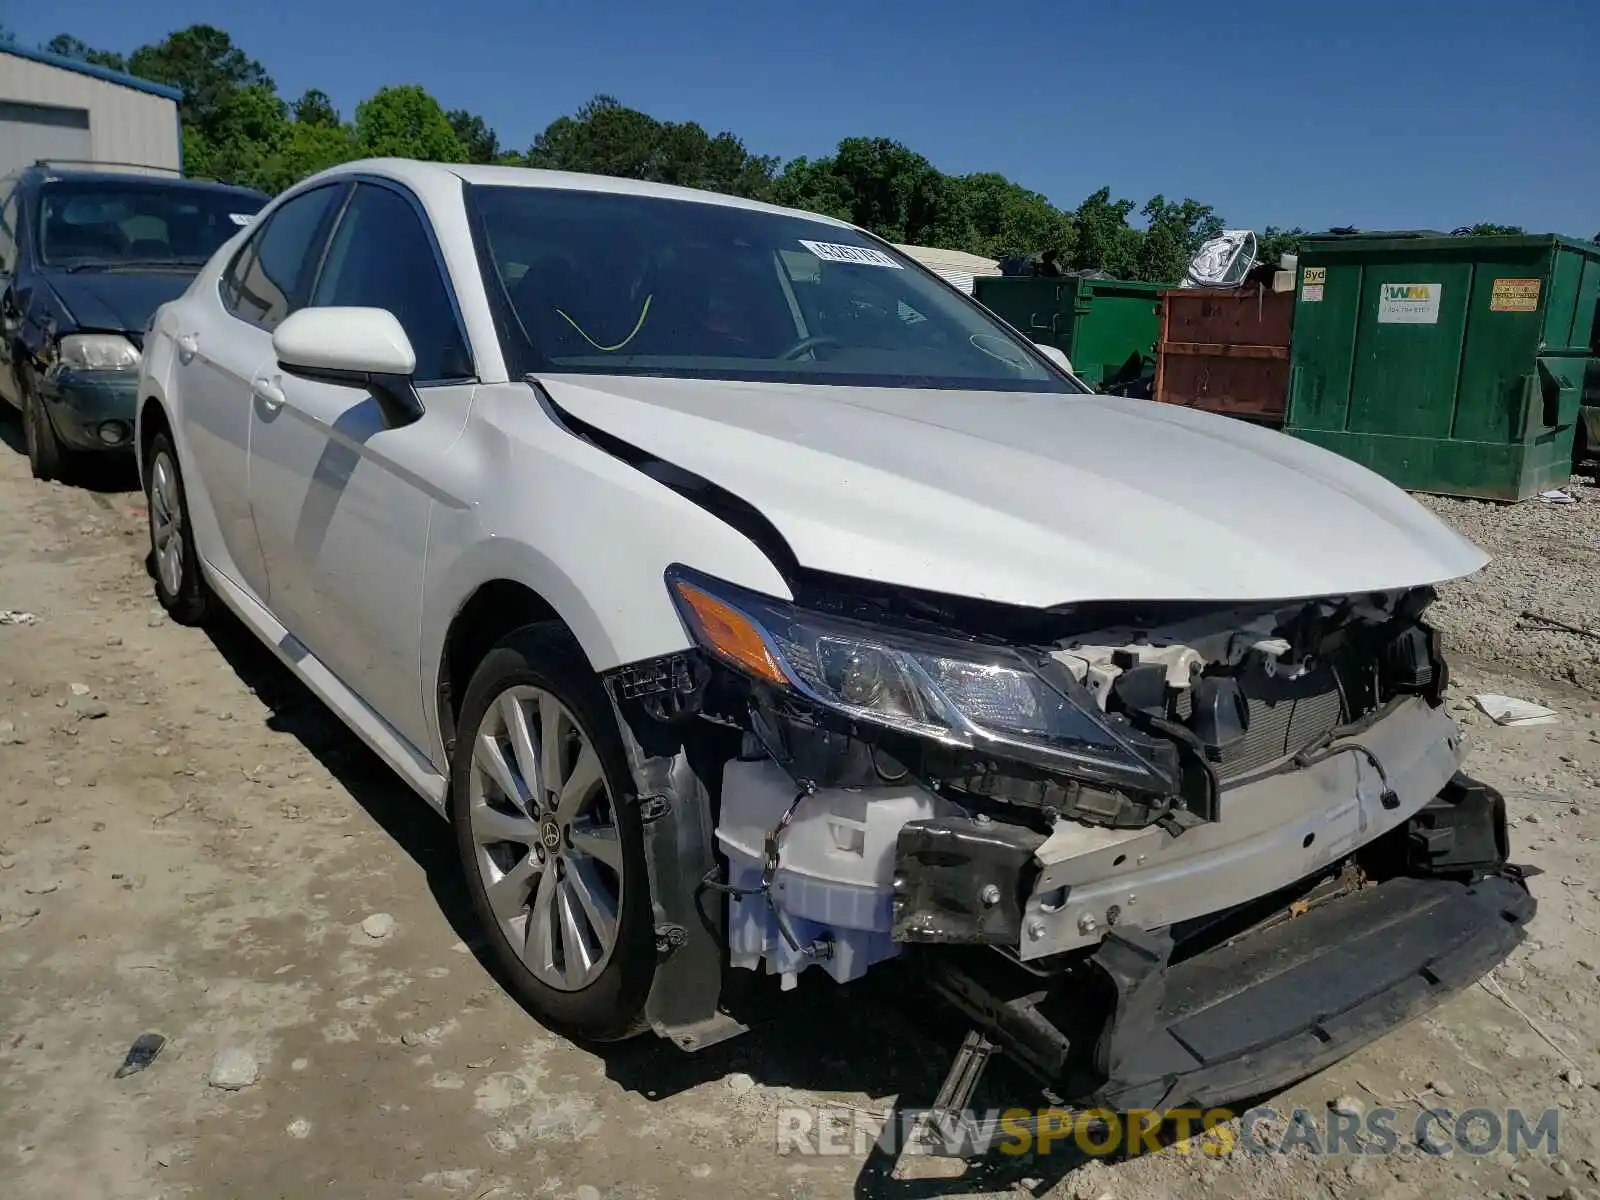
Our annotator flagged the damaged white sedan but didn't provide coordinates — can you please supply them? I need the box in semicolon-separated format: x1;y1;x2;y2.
135;158;1532;1125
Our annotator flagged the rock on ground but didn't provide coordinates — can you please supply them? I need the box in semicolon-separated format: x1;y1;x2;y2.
207;1048;260;1091
360;912;397;940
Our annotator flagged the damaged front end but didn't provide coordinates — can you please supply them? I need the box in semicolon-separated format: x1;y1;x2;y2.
603;566;1533;1102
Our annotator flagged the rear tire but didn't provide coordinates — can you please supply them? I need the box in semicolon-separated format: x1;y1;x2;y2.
145;431;212;625
451;623;656;1041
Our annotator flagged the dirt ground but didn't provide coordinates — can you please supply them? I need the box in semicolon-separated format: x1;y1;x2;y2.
2;416;1599;1200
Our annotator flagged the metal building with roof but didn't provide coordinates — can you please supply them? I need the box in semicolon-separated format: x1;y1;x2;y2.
893;243;1003;295
0;44;182;179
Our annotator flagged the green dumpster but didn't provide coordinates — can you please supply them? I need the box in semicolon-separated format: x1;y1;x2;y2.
1284;232;1600;500
973;276;1165;391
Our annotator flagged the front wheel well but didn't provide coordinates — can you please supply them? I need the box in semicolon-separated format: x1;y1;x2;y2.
137;397;171;472
437;580;563;760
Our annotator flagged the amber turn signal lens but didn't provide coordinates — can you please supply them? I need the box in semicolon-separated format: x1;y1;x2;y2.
672;581;786;684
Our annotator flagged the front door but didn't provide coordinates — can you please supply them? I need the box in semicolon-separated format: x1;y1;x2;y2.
0;183;21;407
246;181;477;755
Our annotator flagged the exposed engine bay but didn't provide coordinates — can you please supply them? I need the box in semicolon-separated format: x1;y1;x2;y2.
550;365;1526;1118
610;572;1460;989
601;560;1528;1120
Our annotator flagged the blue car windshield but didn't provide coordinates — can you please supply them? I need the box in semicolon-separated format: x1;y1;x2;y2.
38;181;265;267
469;183;1079;393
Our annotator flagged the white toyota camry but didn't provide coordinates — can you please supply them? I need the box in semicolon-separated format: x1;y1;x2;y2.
135;158;1532;1120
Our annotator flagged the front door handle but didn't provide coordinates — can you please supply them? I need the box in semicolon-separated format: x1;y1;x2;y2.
176;333;199;364
251;376;286;412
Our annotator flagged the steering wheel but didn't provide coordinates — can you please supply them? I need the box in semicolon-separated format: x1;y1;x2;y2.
779;334;844;361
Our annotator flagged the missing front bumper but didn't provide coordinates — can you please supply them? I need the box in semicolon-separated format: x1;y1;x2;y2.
912;770;1531;1108
921;862;1533;1111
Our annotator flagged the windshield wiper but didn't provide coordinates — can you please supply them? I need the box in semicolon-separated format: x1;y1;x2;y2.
61;257;208;273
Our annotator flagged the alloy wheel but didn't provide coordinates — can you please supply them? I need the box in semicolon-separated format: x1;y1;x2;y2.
467;685;624;992
149;450;185;597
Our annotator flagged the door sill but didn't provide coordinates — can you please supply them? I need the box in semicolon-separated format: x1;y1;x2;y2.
199;559;450;815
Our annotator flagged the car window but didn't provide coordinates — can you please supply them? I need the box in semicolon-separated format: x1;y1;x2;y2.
37;181;265;267
468;184;1077;394
309;183;472;383
221;184;344;332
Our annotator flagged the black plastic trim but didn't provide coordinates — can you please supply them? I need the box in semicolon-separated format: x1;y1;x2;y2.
529;379;802;579
278;361;424;427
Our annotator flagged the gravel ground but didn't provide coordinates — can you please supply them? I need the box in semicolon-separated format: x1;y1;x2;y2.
1420;473;1600;692
2;421;1599;1200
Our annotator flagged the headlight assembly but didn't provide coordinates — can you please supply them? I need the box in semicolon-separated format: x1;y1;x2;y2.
665;566;1177;794
53;333;142;373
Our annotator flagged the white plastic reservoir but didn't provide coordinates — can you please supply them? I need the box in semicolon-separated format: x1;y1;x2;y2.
717;757;956;989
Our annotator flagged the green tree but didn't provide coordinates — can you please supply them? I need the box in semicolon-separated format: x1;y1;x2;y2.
1068;187;1141;277
292;88;339;127
527;95;655;176
1465;222;1524;236
353;85;467;162
180;83;289;189
831;137;950;244
44;33;127;71
1256;226;1307;265
256;121;355;193
526;95;773;197
772;137;954;244
770;156;853;221
938;172;1074;260
1136;195;1224;284
446;109;500;164
127;25;274;141
655;122;776;196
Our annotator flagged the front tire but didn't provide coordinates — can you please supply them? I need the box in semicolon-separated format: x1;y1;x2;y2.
21;372;67;482
145;431;212;625
451;623;656;1041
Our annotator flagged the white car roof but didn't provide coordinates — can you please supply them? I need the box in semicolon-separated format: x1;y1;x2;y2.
304;157;855;229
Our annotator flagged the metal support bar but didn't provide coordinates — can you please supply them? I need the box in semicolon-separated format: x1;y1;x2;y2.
605;683;747;1052
892;1030;998;1180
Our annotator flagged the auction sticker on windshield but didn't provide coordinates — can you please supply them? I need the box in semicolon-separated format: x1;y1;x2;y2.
799;240;903;269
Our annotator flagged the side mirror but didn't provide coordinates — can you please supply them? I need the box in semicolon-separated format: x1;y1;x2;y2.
1034;342;1073;375
273;306;424;427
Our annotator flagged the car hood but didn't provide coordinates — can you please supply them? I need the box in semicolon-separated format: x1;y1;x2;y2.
43;269;196;335
539;374;1488;608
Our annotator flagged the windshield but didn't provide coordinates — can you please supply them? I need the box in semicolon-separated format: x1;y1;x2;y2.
468;184;1078;393
37;181;265;268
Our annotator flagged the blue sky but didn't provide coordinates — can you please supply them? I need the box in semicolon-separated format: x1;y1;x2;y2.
13;0;1599;236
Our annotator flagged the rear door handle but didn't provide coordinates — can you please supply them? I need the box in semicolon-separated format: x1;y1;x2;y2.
251;376;286;412
176;333;199;364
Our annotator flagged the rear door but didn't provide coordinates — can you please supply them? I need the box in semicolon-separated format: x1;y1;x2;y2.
173;182;347;601
245;179;476;752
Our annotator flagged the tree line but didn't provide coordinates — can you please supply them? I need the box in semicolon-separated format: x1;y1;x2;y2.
19;24;1558;282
